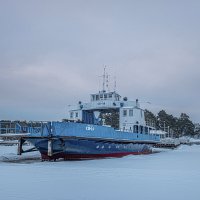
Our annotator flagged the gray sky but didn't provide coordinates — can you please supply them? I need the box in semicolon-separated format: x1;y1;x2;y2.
0;0;200;122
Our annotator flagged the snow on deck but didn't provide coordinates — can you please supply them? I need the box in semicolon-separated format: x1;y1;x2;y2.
0;145;200;200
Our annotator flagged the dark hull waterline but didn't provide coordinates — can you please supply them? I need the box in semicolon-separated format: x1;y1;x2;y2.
41;151;152;160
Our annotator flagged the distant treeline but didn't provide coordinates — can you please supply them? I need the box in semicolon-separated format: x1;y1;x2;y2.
144;109;198;137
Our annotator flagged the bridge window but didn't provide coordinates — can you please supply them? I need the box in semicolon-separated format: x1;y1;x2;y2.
129;109;133;116
70;112;74;119
96;95;99;100
123;110;127;117
92;95;95;101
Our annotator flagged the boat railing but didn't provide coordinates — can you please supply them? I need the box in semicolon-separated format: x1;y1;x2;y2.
0;120;50;135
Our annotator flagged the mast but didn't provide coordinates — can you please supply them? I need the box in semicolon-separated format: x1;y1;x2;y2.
102;66;106;92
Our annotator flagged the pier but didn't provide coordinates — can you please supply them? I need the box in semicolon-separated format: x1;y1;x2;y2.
0;120;47;154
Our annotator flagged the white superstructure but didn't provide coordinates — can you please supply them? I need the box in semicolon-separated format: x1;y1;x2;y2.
67;91;156;134
66;68;156;134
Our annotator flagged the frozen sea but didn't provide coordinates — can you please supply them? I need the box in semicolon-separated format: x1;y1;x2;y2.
0;145;200;200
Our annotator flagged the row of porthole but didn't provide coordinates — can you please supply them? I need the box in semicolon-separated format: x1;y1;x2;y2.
96;145;129;149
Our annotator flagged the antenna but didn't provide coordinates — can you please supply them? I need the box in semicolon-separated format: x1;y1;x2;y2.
99;66;111;92
103;66;106;92
106;73;110;92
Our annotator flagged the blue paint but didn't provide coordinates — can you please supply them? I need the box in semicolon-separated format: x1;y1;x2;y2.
27;121;160;160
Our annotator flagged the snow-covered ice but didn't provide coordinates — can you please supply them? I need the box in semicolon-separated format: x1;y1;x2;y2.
0;145;200;200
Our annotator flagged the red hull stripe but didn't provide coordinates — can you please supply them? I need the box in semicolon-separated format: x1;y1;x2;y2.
41;151;152;160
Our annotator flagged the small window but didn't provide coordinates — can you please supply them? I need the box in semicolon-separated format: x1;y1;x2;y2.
75;112;78;118
104;94;107;99
134;125;138;133
109;93;112;98
123;110;127;117
70;112;74;118
140;126;143;133
92;95;95;101
129;109;133;116
96;95;99;100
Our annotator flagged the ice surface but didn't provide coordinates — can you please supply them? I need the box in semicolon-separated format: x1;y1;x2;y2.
0;145;200;200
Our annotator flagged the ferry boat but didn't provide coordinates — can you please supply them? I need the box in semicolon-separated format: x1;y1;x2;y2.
20;70;160;160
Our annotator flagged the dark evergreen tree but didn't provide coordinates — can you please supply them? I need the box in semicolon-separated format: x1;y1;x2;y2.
176;113;195;136
101;110;119;129
144;109;157;128
157;110;177;136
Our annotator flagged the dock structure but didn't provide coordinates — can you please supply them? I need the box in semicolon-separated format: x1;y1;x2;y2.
153;137;181;149
0;121;47;154
153;142;180;149
0;121;49;136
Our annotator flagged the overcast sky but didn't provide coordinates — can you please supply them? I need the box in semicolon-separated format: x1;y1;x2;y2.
0;0;200;122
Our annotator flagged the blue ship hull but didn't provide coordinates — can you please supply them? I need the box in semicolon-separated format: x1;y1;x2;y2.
26;122;159;160
28;138;152;160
